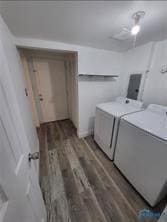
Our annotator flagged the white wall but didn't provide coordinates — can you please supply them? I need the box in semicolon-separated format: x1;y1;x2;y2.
78;49;122;137
120;42;154;98
66;55;78;128
142;39;167;106
15;37;123;137
121;40;167;107
78;47;121;75
0;15;38;153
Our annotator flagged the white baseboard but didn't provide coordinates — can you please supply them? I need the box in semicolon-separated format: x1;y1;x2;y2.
77;129;94;138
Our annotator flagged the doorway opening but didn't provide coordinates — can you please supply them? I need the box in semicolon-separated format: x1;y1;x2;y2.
18;48;78;130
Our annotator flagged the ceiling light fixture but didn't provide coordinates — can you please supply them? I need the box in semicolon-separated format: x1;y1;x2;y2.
131;24;140;35
131;11;145;36
110;11;145;48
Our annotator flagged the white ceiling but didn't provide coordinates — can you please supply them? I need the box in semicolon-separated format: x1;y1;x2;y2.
1;1;167;52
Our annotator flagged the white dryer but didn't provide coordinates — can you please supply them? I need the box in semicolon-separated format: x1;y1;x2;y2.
94;97;143;160
114;104;167;206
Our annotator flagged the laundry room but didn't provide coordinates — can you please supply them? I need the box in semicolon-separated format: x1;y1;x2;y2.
0;1;167;222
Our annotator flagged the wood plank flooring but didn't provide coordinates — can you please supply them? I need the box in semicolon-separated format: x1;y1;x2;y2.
38;119;166;222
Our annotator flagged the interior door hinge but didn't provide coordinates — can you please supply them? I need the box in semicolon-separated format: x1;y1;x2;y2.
25;88;28;96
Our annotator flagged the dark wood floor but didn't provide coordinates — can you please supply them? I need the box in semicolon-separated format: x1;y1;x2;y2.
38;119;166;222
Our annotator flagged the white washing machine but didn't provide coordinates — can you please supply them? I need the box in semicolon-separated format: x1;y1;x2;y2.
114;104;167;206
94;97;143;160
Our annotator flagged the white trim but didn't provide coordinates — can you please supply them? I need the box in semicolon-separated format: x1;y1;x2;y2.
15;37;118;53
77;129;94;138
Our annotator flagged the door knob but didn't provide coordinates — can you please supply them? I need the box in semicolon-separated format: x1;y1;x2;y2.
39;98;43;101
28;152;39;162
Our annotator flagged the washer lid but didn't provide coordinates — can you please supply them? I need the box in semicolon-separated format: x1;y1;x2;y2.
122;104;167;141
115;97;143;108
96;101;143;118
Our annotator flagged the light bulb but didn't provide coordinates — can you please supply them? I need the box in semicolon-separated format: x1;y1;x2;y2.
131;25;140;35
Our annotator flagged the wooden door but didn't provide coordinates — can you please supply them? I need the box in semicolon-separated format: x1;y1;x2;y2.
0;54;46;222
33;58;69;123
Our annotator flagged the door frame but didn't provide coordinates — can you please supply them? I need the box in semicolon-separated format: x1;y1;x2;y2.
19;49;79;129
20;53;40;127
